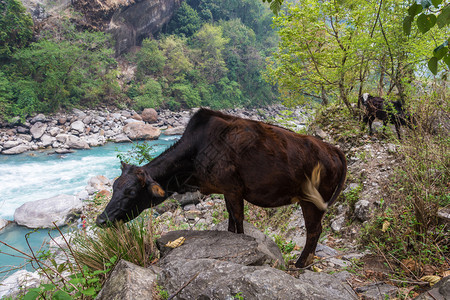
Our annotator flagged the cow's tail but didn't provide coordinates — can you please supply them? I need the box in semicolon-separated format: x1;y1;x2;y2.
327;150;347;207
302;163;327;211
302;150;347;211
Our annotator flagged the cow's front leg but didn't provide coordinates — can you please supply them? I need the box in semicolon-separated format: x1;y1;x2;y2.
296;201;325;268
224;194;244;234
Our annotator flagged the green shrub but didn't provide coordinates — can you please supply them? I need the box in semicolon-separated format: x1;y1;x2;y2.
132;78;163;111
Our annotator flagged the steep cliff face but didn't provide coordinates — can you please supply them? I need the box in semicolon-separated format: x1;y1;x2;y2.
21;0;181;56
73;0;182;55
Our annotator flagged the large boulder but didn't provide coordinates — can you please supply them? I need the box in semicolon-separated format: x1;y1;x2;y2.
0;270;40;299
158;258;357;300
123;122;161;140
141;108;158;123
215;221;285;268
70;120;85;133
30;122;47;139
66;135;90;149
96;260;158;300
14;194;83;228
157;230;273;266
2;144;31;155
164;126;185;136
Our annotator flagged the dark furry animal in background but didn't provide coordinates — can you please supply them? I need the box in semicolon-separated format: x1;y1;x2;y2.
360;93;413;139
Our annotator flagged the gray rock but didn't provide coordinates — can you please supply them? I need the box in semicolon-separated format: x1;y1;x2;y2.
0;218;10;231
70;120;85;133
0;270;40;299
159;258;357;300
40;134;54;147
16;126;29;134
30;122;47;139
414;276;450;300
315;243;339;258
437;207;450;225
157;230;269;266
355;199;371;221
3;140;21;149
14;194;82;228
86;175;111;195
172;191;203;206
66;135;90;149
48;126;60;136
111;133;131;143
18;134;32;142
331;214;346;232
355;282;398;300
82;115;93;125
141;108;158;123
123;122;161;140
2;144;31;155
343;183;360;194
96;260;158;300
56;133;69;143
85;134;106;147
164;126;185;135
215;221;285;268
30;113;46;123
72;108;86;118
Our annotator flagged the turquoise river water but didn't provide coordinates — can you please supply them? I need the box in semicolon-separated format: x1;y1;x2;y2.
0;135;179;279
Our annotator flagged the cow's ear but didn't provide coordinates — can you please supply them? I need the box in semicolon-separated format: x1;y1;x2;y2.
121;161;133;174
150;182;165;198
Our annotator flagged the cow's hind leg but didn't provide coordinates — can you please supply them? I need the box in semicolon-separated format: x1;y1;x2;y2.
224;194;244;234
295;201;325;268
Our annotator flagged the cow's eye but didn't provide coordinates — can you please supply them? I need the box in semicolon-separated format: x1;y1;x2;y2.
128;190;136;197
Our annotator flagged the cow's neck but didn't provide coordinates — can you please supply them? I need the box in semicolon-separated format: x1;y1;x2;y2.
144;137;198;195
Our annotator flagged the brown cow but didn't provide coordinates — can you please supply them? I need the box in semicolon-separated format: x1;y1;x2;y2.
96;108;347;268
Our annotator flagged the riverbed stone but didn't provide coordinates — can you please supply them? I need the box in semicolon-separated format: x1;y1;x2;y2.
141;108;158;123
123;122;161;140
70;120;85;133
0;270;40;299
14;194;83;228
40;134;54;147
66;135;90;149
2;144;31;155
164;126;185;135
111;133;131;143
0;218;10;230
30;122;47;139
3;140;21;149
30;113;46;124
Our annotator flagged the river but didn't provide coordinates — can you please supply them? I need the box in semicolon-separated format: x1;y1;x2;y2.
0;135;179;279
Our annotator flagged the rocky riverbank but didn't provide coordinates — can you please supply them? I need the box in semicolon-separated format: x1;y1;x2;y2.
0;105;310;155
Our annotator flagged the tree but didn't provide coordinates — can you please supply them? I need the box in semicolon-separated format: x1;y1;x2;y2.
136;38;166;79
191;24;229;83
0;0;34;61
403;0;450;74
267;0;369;112
166;2;202;37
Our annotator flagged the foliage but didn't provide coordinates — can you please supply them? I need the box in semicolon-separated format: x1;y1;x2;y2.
72;211;157;271
403;0;450;74
267;0;447;112
116;142;155;165
166;1;202;37
359;92;450;276
0;18;120;120
130;78;163;111
0;0;33;61
135;39;166;79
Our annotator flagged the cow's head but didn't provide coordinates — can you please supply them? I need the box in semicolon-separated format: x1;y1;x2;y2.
96;162;165;227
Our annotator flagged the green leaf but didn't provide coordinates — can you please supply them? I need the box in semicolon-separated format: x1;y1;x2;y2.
433;44;448;60
42;283;56;291
23;291;40;300
436;5;450;28
428;57;438;75
68;278;84;285
444;53;450;68
417;13;437;33
52;290;73;300
421;0;432;9
81;287;96;296
408;2;423;17
431;0;443;6
403;16;413;35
